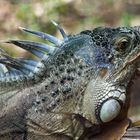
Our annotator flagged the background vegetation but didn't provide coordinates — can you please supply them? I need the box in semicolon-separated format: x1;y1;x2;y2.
0;0;140;120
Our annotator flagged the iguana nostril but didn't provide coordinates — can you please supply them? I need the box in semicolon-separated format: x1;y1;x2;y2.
100;99;121;123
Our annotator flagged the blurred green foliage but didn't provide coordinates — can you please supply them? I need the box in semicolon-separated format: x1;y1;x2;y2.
121;13;134;27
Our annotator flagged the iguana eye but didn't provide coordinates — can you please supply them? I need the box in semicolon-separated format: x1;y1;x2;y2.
115;38;129;51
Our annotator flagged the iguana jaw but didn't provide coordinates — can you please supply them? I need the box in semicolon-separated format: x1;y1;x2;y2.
81;73;126;125
81;39;140;125
119;45;140;74
109;31;140;83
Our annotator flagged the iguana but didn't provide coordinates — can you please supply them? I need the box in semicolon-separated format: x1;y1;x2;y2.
0;21;140;140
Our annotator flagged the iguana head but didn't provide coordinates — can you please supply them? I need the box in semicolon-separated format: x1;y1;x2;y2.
81;27;140;81
80;26;140;124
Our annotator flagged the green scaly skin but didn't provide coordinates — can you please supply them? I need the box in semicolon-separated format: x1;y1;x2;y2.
0;25;140;140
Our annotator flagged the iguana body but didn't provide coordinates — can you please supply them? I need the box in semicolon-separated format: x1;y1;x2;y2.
0;22;140;140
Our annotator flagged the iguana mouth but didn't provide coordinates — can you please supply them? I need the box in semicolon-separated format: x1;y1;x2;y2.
125;49;140;65
112;47;140;79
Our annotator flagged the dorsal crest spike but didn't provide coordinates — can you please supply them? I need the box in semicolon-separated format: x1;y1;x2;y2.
0;21;66;94
5;40;49;61
7;40;56;54
19;26;62;46
51;20;68;39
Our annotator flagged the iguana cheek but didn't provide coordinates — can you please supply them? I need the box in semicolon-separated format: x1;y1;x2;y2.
99;99;121;123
